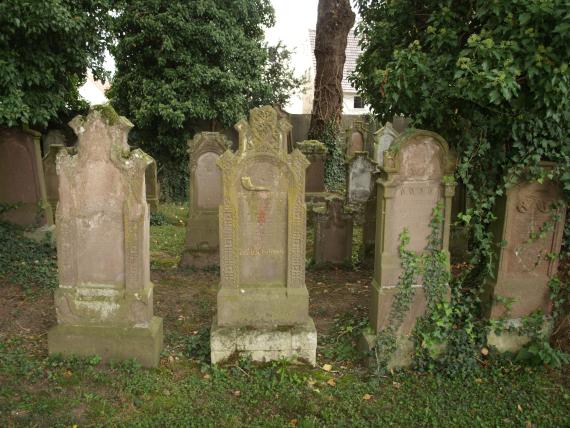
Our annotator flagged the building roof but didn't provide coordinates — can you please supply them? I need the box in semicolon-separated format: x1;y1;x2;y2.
309;27;362;93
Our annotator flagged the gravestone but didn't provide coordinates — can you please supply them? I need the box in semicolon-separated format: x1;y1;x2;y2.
0;127;52;226
42;129;67;155
211;105;317;364
485;164;567;352
295;140;327;193
361;130;456;368
346;120;366;158
180;132;231;268
314;196;353;265
361;168;382;267
47;106;163;367
145;158;159;213
392;115;410;133
346;152;377;205
373;122;399;166
43;144;65;216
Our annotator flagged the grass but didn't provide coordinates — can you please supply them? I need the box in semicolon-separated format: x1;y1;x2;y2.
1;203;569;426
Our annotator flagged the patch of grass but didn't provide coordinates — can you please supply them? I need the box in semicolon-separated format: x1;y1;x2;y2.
320;306;369;362
0;341;569;427
150;203;188;267
0;222;57;292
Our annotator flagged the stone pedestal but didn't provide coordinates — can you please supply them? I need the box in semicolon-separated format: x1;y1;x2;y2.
181;132;231;269
484;164;566;352
362;130;456;368
211;106;317;365
48;106;163;367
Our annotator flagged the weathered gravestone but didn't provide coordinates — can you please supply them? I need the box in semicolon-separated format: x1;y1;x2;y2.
346;151;377;205
43;144;67;221
361;130;456;368
346;121;366;158
180;132;231;268
484;164;567;352
145;158;159;214
295;140;327;193
314;196;353;265
0;127;52;226
373;122;399;167
42;129;68;155
47;107;163;367
361;168;382;267
211;105;317;364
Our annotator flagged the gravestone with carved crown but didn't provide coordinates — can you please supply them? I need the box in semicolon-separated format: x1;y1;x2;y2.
47;106;163;367
360;129;456;369
484;163;567;352
210;106;317;364
180;132;231;268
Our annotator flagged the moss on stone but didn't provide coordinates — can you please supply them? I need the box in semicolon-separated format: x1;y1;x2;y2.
93;104;121;126
295;140;327;154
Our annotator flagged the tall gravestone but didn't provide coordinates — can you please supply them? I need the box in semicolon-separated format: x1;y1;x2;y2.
346;152;377;205
346;120;366;158
485;164;567;352
362;130;456;368
295;140;327;194
373;122;399;167
0;127;52;226
313;196;353;265
181;132;231;268
211;106;317;364
145;159;159;214
43;144;67;221
47;107;163;367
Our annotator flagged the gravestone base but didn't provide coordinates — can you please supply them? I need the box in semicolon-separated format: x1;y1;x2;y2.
487;317;552;353
48;316;163;367
359;330;415;370
210;317;317;365
180;248;219;269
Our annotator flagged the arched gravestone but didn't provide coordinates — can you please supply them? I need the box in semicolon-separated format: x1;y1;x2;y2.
361;129;456;369
346;151;377;204
47;107;163;367
180;132;231;268
373;122;399;167
314;196;353;265
485;163;567;352
211;105;317;364
346;120;366;158
0;127;52;226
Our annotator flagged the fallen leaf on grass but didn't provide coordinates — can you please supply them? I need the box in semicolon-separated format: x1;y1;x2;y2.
481;347;489;356
322;364;332;372
392;381;401;389
290;418;298;427
517;404;523;412
233;390;241;397
326;378;336;386
362;394;373;401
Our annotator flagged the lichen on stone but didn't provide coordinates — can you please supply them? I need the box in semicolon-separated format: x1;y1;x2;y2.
92;104;122;126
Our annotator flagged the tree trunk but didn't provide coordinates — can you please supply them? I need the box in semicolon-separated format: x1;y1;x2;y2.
308;0;355;139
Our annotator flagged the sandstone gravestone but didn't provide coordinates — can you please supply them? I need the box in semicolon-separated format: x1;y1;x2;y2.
43;144;68;221
47;107;163;367
373;122;399;166
347;152;377;205
346;120;366;158
362;168;382;267
145;158;159;214
0;127;52;226
485;164;567;352
295;140;327;193
42;129;67;155
180;132;231;268
362;130;456;368
211;105;317;364
392;115;410;133
314;196;353;265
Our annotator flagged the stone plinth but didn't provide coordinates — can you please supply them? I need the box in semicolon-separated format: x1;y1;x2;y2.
145;158;159;213
313;196;353;266
295;140;327;193
180;132;231;269
211;105;316;364
0;127;52;226
363;130;456;368
47;106;163;367
484;164;566;352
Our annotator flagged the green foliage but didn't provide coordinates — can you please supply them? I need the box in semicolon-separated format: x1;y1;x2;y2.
353;0;570;265
320;306;368;362
109;1;302;200
0;221;57;292
149;211;166;226
184;327;211;363
0;0;114;128
319;121;346;192
515;340;570;368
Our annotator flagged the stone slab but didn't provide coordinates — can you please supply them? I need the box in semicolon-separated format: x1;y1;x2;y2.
487;317;552;353
359;330;415;370
48;316;163;367
211;317;317;365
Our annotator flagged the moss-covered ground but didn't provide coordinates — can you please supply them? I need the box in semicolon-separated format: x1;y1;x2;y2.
0;204;569;427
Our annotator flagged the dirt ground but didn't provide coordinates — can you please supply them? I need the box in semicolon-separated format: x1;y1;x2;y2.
0;267;372;359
